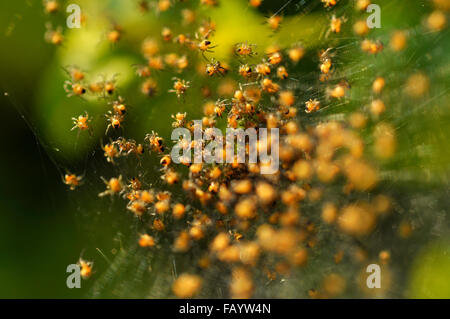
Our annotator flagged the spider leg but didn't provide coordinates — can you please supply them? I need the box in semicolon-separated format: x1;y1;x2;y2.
105;124;112;136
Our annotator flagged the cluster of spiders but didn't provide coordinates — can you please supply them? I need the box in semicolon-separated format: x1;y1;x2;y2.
57;0;447;298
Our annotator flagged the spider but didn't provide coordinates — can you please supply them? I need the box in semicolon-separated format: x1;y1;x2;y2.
169;77;190;99
235;41;257;58
105;110;124;135
64;80;86;97
63;173;83;190
71;112;91;132
205;59;228;77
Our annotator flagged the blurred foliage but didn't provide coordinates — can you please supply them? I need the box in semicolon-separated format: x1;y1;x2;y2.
409;239;450;298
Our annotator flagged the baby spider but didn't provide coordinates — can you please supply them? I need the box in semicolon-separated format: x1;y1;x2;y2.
268;51;282;65
330;15;346;33
133;64;152;78
198;18;216;39
327;80;350;99
105;110;124;135
239;64;253;78
169;78;190;99
305;99;321;113
161;168;179;185
155;0;172;13
43;0;60;14
322;0;338;8
319;48;334;74
288;45;305;63
107;25;122;44
235;42;257;58
255;63;271;77
88;78;105;95
111;96;127;115
134;143;145;156
249;0;262;7
160;154;172;167
141;78;158;97
261;78;280;94
201;0;217;6
127;200;148;217
99;175;124;197
101;74;119;96
277;66;289;79
113;137;136;156
161;27;173;42
138;0;150;12
267;15;282;31
71;112;91;132
145;131;165;153
44;23;63;45
138;234;155;247
361;39;384;54
172;112;187;128
181;9;196;25
63;173;83;190
63;65;85;82
214;99;228;117
205;59;228;77
78;258;93;279
197;36;217;60
64;80;86;97
148;56;165;71
176;55;189;72
118;138;145;157
128;176;142;191
102;142;119;163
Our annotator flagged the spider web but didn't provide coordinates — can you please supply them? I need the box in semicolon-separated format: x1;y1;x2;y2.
3;0;450;298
